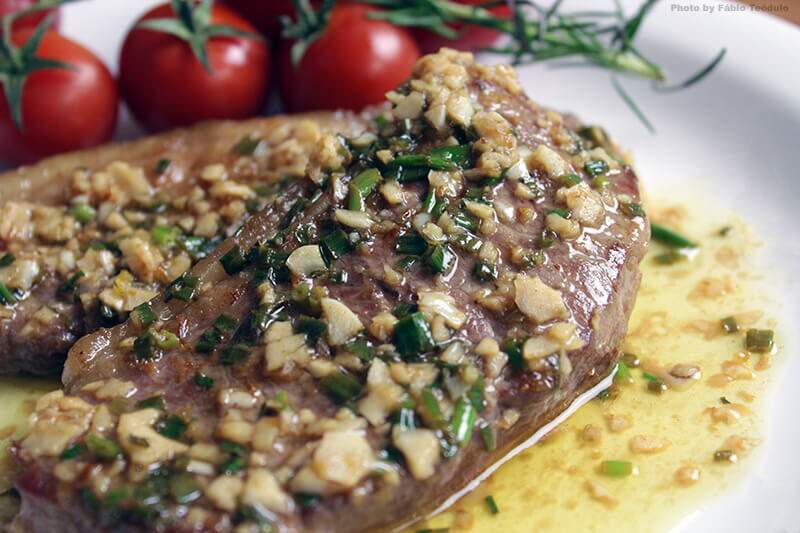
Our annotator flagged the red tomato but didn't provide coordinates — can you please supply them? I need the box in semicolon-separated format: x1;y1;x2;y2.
278;4;420;113
119;2;270;133
0;29;117;165
220;0;294;38
413;0;511;54
0;0;60;33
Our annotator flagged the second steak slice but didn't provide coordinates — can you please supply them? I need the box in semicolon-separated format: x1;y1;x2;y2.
13;49;649;532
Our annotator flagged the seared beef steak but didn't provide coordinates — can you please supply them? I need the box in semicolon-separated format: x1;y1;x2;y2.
0;114;364;374
13;49;648;532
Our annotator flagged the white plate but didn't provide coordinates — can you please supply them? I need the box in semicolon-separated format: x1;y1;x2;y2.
59;1;800;531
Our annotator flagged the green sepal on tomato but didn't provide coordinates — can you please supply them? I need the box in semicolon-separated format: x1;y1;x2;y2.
0;0;61;34
0;12;117;165
278;3;420;113
119;0;270;133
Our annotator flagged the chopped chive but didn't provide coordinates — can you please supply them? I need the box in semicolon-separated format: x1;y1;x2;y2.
133;332;157;360
641;372;659;382
133;302;157;328
60;442;84;460
467;377;486;412
0;282;16;305
321;370;363;404
420;388;446;429
220;245;247;275
165;274;200;302
426;244;455;274
156;415;187;439
393;302;417;319
232;134;262;156
180;235;218;260
155;158;171;174
85;433;123;461
480;424;496;451
650;223;697;248
196;328;222;353
220;455;246;474
601;459;633;477
151;225;181;247
348;168;382;211
320;229;353;264
69;204;96;223
584;159;609;177
421;189;436;213
451;209;479;232
430;143;473;168
392;406;417;430
397;256;418;271
137;395;165;410
745;329;774;353
394;312;435;358
720;316;739;334
484;495;500;515
450;398;476;446
502;337;525;373
194;373;214;390
0;253;14;267
214;314;238;333
395;233;428;256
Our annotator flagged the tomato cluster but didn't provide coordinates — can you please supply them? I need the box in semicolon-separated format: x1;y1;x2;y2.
0;0;507;166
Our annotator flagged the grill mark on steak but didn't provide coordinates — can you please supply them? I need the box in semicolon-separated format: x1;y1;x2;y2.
11;49;649;533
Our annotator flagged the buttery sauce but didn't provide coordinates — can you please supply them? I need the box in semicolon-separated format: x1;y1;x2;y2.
409;197;780;532
0;198;781;532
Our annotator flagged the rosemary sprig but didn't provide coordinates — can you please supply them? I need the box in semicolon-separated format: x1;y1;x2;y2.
360;0;725;130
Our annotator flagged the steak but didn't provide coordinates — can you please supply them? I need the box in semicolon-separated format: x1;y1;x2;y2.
11;49;649;532
0;113;364;374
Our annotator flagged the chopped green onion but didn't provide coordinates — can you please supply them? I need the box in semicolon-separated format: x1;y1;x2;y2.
474;260;498;282
0;253;14;267
484;495;500;515
642;372;658;382
69;204;96;223
348;168;382;211
451;209;479;232
621;202;646;218
133;332;157;360
220;245;247;275
584;159;609;177
450;398;476;446
426;244;455;274
320;229;353;264
615;360;632;383
137;395;165;410
392;406;417;430
0;282;17;305
170;473;201;504
88;240;121;255
502;337;525;373
156;415;187;439
480;424;496;451
85;433;123;461
295;493;320;509
419;388;446;429
196;328;222;353
220;455;246;474
467;377;485;412
601;460;634;477
421;189;436;213
452;231;482;253
133;302;157;328
180;235;218;260
165;274;200;302
653;249;690;265
393;302;417;319
592;176;609;189
395;233;428;256
394;312;435;358
560;173;582;186
745;329;774;353
297;316;327;344
232;134;263;156
430;143;473;168
156;330;180;350
321;370;363;404
547;207;571;219
650;223;697;248
60;443;84;460
194;373;214;390
151;225;181;248
214;314;238;333
720;316;739;334
155;158;171;174
219;343;249;365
